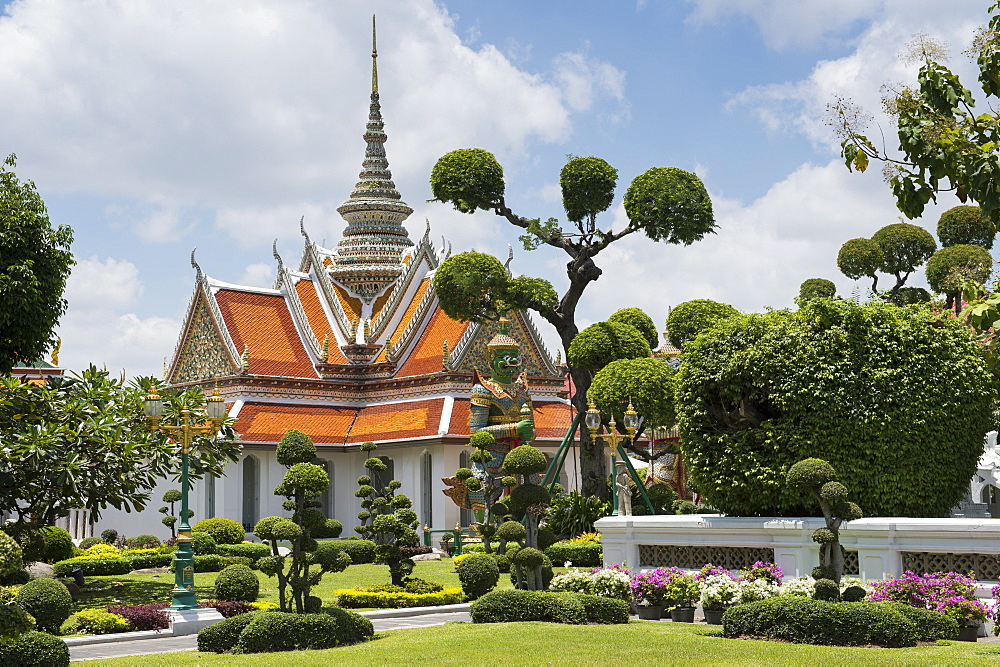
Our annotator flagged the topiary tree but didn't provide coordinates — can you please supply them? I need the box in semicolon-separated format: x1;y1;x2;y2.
456;552;501;600
677;298;995;517
567;320;650;371
937;205;995;249
255;429;351;612
608;307;659;350
798;278;836;302
786;458;862;584
431;151;715;499
925;244;993;313
837;237;882;292
665;299;739;349
501;444;551;590
354;441;419;586
159;488;190;539
884;286;931;306
870;222;938;299
214;563;260;602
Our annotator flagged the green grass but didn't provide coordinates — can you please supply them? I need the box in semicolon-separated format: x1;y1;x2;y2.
76;620;1000;665
71;559;504;613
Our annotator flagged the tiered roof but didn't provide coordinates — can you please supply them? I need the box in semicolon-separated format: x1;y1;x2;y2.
165;20;571;449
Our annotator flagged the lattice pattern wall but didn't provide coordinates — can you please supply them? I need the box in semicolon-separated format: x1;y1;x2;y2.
901;552;1000;580
843;550;859;576
638;545;774;570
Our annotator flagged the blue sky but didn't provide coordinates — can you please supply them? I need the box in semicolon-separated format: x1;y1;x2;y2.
0;0;991;376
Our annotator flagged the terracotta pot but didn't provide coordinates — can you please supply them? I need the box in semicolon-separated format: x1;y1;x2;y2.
671;606;696;623
636;605;663;620
703;607;725;625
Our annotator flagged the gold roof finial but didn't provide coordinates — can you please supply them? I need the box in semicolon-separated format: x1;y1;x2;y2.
371;14;378;94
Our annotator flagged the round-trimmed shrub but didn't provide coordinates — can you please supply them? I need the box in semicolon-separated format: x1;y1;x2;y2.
722;596;921;647
276;428;317;467
925;243;992;297
502;446;548;476
192;518;245;545
335;539;376;564
14;577;73;633
100;529;118;544
666;298;739;348
123;534;161;550
871;222;936;276
507;484;551;517
456;553;500;600
798;278;836;301
812;578;840;601
197;611;263;653
0;630;70;666
0;604;35;640
320;606;375;643
568;320;651;371
430;148;505;214
0;530;24;576
937;204;995;249
677;299;996;517
39;526;73;564
214;564;260;602
312;518;343;539
608;307;659;349
841;585;867;602
190;531;218;555
495;521;526;543
507;551;554;589
837;237;881;280
470;589;591;624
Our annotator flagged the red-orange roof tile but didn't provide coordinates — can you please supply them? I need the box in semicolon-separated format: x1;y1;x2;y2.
345;399;444;443
395;305;470;377
235;403;356;443
215;290;318;379
332;283;362;325
294;279;348;364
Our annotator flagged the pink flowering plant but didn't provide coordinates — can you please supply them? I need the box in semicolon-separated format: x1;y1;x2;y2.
741;561;783;584
694;563;735;581
630;567;683;606
869;571;994;627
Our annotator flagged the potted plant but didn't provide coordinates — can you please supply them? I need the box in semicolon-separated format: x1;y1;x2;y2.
664;572;699;623
935;597;990;642
630;568;674;620
698;574;741;624
438;533;455;557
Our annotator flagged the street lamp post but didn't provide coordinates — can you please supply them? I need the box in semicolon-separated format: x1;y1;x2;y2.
585;401;639;516
143;386;227;611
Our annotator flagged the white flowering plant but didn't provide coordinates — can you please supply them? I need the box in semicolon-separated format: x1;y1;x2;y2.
698;574;742;610
549;567;632;602
736;578;781;604
779;576;816;597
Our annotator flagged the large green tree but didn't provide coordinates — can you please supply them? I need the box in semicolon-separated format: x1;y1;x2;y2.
677;299;995;518
430;151;715;497
834;2;1000;226
0;154;74;373
665;299;739;349
0;367;241;527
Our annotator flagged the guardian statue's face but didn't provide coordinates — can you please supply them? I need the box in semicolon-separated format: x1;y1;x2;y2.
489;349;521;382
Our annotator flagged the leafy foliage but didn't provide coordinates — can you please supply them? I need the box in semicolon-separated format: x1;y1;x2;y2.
0;369;239;527
798;278;836;301
925;243;992;304
39;526;74;564
14;576;72;633
665;299;739;348
0;530;23;577
560;156;617;226
623;167;716;244
871;223;937;277
430;148;505;214
433;251;558;322
457;553;501;600
568;320;650;371
191;518;244;545
0;630;69;666
608;307;659;349
0;154;74;374
214;564;260;602
543;492;612;538
937;205;995;248
589;357;677;433
836;237;881;286
676;299;995;517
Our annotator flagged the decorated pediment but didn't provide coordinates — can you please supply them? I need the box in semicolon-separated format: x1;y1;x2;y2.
169;292;238;384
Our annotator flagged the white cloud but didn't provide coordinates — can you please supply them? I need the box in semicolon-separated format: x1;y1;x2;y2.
64;256;142;310
237;262;275;288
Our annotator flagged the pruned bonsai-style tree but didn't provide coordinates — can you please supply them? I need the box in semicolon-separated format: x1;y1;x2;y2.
786;458;863;584
501;444;551;590
355;441;420;586
255;429;350;612
158;489;192;539
430;151;715;497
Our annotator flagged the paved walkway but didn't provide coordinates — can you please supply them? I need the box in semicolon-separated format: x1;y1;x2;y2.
69;610;471;662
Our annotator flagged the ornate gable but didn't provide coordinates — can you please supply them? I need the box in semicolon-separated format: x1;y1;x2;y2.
169;289;239;384
447;312;558;378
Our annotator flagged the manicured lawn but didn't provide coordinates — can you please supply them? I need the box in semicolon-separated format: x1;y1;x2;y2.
71;559;511;613
77;620;1000;665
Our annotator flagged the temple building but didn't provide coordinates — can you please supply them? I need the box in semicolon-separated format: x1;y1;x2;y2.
88;23;574;540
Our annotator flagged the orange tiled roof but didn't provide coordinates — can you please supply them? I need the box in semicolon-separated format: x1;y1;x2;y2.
395;305;470;377
294;279;348;364
332;283;362;325
370;289;392;323
448;398;573;440
215;290;319;378
376;277;432;362
235;403;357;443
345;399;444;443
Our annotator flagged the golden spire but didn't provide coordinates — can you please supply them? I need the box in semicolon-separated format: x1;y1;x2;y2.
371;14;378;94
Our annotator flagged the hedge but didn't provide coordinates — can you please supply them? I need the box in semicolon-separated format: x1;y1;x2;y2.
53;553;173;576
169;554;226;573
335;587;463;609
544;542;603;567
469;589;630;625
720;597;958;647
677;299;996;517
333;539;376;564
0;630;70;666
215;542;271;565
198;610;373;654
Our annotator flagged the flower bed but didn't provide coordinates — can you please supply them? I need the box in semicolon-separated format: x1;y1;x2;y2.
335;586;463;609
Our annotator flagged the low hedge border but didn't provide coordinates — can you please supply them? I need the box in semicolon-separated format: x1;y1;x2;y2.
335;587;463;609
543;542;603;567
469;589;629;625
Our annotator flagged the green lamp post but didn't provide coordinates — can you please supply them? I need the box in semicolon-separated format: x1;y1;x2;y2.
143;386;227;610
